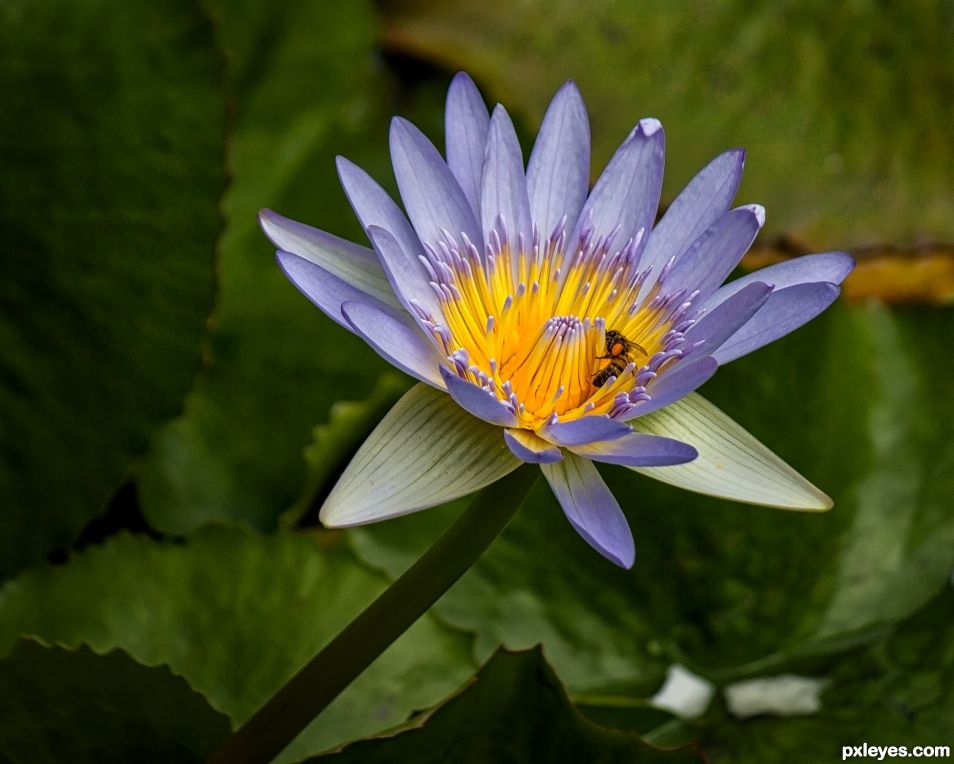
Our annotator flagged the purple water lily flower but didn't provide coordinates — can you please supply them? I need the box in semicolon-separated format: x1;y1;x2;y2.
261;73;852;568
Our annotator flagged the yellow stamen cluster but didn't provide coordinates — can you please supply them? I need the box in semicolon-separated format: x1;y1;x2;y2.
429;225;679;430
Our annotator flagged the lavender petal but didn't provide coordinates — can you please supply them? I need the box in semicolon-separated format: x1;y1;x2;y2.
570;431;698;467
481;105;533;246
705;251;854;310
366;225;443;321
526;80;590;240
570;118;665;257
683;281;773;357
541;453;636;568
504;428;563;464
390;117;483;249
445;72;490;216
639;149;745;291
714;282;841;363
260;209;400;311
336;156;424;276
623;355;719;419
277;250;392;330
440;366;519;427
663;205;765;301
341;301;445;389
542;415;632;447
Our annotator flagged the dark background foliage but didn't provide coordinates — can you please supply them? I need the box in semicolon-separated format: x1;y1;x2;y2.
1;0;951;761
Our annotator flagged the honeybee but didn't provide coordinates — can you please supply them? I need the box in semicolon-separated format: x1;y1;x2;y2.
592;330;646;388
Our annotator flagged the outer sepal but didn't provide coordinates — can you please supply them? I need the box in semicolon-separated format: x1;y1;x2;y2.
631;393;832;510
320;384;520;527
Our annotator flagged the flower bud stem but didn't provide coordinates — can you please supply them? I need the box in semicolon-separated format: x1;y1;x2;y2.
207;464;538;764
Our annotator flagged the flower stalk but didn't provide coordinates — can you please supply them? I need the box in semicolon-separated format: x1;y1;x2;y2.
207;464;539;764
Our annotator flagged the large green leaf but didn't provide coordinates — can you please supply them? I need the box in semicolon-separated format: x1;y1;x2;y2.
0;639;230;763
313;648;703;763
350;303;954;687
138;0;400;534
0;0;224;576
381;0;954;247
700;590;954;762
0;528;474;762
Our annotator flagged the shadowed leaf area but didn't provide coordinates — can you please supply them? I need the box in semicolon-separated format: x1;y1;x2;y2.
138;0;408;535
0;527;473;763
0;639;230;763
0;0;224;577
311;648;703;763
700;590;954;762
381;0;954;251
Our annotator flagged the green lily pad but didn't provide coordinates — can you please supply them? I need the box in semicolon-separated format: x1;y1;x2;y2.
381;0;954;248
0;0;224;576
312;648;703;763
349;303;954;687
0;527;474;762
138;0;401;534
0;639;230;763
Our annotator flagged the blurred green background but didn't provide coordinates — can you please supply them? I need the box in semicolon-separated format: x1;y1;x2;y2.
1;0;952;761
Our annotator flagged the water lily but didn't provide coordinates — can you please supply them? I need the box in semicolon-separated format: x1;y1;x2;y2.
260;73;852;568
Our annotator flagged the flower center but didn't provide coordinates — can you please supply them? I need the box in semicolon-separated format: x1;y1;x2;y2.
417;220;694;429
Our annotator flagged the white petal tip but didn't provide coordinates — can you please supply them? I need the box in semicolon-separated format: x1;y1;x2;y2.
318;505;348;529
638;117;663;136
744;203;766;226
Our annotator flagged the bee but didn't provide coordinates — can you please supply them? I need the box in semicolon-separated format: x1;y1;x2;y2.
592;330;646;388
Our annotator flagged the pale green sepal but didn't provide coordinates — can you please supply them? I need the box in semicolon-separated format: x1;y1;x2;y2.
631;393;832;510
320;383;521;527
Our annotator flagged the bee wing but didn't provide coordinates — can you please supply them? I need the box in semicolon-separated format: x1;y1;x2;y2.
625;338;648;356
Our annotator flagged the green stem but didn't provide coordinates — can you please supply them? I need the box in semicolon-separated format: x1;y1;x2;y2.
207;465;538;764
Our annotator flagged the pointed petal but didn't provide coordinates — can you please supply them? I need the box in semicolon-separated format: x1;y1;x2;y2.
365;225;442;321
320;384;520;527
336;156;423;274
541;453;635;568
440;367;518;427
541;415;632;447
663;205;765;301
623;355;719;419
705;251;854;309
630;393;832;510
276;251;392;330
504;428;563;464
445;72;490;215
571;118;664;254
341;301;445;389
683;281;772;357
570;431;697;466
481;105;533;246
260;209;400;311
526;81;590;238
640;149;745;280
390;117;483;248
714;282;841;364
